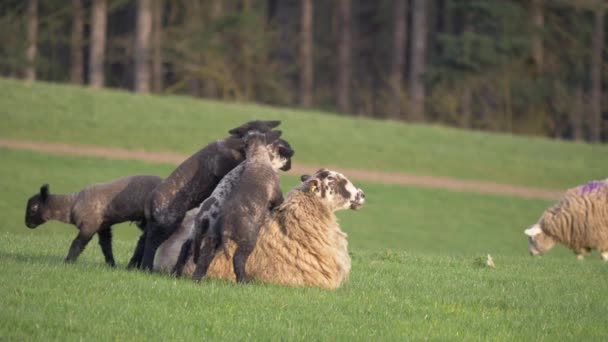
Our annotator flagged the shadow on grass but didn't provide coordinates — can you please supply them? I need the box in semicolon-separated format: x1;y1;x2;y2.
0;250;106;268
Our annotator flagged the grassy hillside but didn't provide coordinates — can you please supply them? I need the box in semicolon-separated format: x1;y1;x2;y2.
1;78;606;190
1;148;554;256
2;149;606;340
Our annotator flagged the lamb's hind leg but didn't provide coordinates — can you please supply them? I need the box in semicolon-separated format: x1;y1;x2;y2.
172;239;192;276
233;241;255;283
192;236;220;282
65;230;94;264
98;226;115;267
127;231;146;269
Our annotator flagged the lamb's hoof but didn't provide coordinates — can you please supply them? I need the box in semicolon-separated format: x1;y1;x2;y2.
576;254;585;261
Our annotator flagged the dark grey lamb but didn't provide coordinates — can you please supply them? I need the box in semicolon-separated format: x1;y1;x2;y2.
192;131;287;283
171;135;294;277
24;175;162;267
139;120;282;270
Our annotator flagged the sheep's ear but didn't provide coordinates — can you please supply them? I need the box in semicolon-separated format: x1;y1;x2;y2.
307;179;320;193
524;225;542;237
300;174;311;182
264;130;282;144
40;184;49;202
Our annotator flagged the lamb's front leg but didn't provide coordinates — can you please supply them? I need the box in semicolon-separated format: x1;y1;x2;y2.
98;227;115;267
65;230;94;264
269;186;284;210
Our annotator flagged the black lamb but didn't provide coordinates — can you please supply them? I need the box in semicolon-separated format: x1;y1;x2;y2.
138;120;282;270
192;131;287;283
24;175;163;267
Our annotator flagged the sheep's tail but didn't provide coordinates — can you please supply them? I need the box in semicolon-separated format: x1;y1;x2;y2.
172;238;192;277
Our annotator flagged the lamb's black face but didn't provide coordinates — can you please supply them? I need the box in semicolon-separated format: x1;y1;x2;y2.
302;169;365;211
269;139;295;171
25;184;49;229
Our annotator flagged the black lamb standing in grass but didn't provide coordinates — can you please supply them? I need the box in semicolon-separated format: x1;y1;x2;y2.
192;131;287;283
138;120;282;270
24;175;163;267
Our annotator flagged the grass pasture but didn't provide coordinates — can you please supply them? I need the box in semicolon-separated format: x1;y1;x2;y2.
1;149;607;340
1;77;607;190
2;79;608;340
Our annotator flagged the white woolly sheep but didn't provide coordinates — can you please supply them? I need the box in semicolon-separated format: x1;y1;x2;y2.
154;168;365;289
524;179;608;260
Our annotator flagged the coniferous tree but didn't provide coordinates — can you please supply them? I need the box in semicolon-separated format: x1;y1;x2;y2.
70;0;84;85
389;0;408;119
300;0;313;107
336;0;351;113
25;0;37;82
135;0;152;93
409;0;428;121
89;0;107;89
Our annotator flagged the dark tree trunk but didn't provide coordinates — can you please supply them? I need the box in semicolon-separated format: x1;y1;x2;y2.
152;0;163;93
25;0;38;82
532;0;544;73
336;0;351;113
590;3;604;143
389;0;408;119
89;0;107;89
408;0;428;122
270;0;299;104
300;0;313;107
570;86;584;141
70;0;84;85
135;0;152;93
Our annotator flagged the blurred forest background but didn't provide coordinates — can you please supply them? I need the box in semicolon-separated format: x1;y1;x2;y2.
0;0;606;142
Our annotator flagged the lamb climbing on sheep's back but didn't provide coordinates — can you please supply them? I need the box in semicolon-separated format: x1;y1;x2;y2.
25;175;163;266
524;179;608;260
154;168;365;289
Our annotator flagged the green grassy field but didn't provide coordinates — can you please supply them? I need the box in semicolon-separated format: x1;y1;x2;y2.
2;79;608;340
2;149;606;340
0;77;606;190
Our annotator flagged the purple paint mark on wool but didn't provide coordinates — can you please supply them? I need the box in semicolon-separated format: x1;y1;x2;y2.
580;181;605;195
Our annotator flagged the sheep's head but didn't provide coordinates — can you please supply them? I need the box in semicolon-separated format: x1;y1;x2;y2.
524;224;556;256
25;184;50;229
301;169;365;211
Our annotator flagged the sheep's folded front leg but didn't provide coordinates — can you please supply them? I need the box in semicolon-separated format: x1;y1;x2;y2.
65;230;94;263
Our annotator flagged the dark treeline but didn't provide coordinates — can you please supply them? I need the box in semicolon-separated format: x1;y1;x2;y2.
1;0;606;142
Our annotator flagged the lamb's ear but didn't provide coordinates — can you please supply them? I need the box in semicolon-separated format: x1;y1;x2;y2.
223;137;246;151
40;184;49;202
300;174;311;182
262;120;281;129
524;224;542;237
228;120;282;137
264;130;282;144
